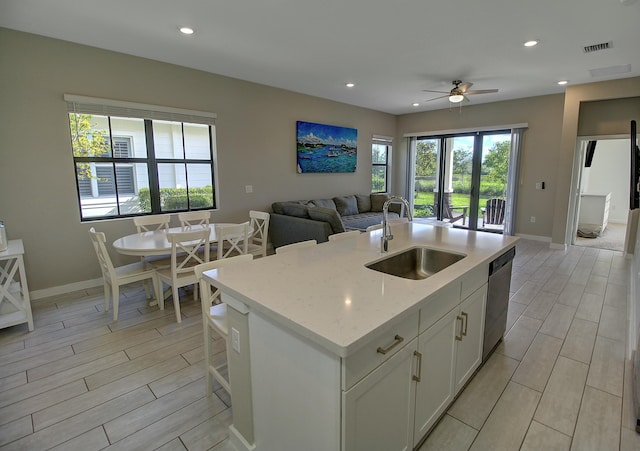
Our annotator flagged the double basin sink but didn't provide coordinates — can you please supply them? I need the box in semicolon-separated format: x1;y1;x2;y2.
366;246;466;280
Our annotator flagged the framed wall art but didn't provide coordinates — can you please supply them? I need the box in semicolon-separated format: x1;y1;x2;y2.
296;121;357;173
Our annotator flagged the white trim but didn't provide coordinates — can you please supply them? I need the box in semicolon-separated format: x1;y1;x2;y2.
30;277;103;300
515;233;552;243
403;123;528;138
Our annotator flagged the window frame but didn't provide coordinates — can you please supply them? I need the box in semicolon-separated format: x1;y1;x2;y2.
371;135;392;193
65;95;218;221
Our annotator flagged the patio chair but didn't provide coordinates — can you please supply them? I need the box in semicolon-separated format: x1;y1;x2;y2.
481;198;506;227
442;204;468;225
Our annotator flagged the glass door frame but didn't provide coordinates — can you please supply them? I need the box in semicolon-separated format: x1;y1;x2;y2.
409;129;511;232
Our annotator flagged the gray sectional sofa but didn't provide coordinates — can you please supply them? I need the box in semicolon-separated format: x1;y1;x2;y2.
269;193;403;249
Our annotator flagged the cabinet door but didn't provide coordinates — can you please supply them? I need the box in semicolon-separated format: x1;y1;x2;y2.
342;338;417;451
454;284;487;393
413;308;458;447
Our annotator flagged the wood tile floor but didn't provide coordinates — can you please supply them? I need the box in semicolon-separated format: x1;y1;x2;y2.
420;238;640;451
0;239;638;450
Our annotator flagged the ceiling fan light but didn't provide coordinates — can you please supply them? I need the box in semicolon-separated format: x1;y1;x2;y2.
449;94;464;103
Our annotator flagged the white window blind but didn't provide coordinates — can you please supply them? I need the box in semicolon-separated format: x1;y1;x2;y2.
64;94;216;126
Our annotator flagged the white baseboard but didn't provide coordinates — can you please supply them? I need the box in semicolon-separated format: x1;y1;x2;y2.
30;277;103;300
515;233;552;243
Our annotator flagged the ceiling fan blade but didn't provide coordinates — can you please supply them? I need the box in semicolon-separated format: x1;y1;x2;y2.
458;82;473;92
422;89;450;94
424;94;449;102
464;89;499;95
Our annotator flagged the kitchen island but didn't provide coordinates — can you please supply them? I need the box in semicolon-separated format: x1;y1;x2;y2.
203;222;518;451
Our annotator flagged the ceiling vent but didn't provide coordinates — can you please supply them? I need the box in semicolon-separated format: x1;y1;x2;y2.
583;41;612;53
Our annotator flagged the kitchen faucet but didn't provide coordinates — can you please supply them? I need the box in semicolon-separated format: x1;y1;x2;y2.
381;196;412;253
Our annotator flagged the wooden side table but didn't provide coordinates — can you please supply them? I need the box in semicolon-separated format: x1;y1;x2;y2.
0;239;34;331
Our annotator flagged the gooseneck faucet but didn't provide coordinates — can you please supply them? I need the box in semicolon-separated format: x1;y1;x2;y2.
381;196;412;253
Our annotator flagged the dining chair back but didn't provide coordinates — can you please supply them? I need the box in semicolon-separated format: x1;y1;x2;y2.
156;228;211;323
178;211;211;228
247;210;270;258
133;214;172;232
215;222;250;259
275;239;317;254
195;254;254;396
328;230;361;241
89;227;159;321
366;224;383;232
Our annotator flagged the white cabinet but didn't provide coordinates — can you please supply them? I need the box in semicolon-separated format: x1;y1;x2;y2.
579;193;611;232
413;308;458;444
454;285;487;392
0;240;33;331
342;338;418;451
413;283;487;446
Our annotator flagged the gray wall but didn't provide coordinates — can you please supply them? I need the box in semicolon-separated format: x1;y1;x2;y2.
395;94;566;239
2;26;639;296
0;28;395;294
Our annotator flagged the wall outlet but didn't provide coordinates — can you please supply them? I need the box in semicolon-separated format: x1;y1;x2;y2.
231;327;240;353
530;216;536;223
245;185;253;194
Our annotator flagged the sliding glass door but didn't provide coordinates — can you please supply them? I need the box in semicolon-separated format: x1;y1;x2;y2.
409;130;513;233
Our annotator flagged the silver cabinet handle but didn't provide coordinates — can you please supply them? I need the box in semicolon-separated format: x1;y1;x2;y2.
455;316;464;341
413;350;422;382
376;334;404;355
461;311;468;337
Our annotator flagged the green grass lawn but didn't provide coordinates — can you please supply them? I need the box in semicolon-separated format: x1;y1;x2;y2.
413;192;494;217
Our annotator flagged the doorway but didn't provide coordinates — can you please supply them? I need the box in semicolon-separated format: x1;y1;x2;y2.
408;130;513;233
571;137;630;252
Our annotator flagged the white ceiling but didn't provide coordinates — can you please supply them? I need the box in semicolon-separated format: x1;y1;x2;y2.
1;0;639;115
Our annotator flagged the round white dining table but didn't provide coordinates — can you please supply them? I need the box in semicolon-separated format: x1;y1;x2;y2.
112;224;241;257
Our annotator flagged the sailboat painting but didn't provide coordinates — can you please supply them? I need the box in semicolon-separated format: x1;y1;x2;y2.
296;121;357;173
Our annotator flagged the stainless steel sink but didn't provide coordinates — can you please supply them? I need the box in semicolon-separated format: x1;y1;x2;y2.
366;246;466;280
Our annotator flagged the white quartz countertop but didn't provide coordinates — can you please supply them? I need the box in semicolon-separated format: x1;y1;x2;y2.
204;223;518;357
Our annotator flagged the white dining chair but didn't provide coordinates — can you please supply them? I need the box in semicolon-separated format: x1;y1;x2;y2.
178;211;211;228
133;214;172;298
247;210;270;258
156;228;210;323
195;254;254;396
133;214;172;232
366;224;383;232
275;239;317;254
328;230;361;241
215;222;250;260
88;228;159;321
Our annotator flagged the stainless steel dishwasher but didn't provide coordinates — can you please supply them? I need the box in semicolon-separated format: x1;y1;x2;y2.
483;247;516;361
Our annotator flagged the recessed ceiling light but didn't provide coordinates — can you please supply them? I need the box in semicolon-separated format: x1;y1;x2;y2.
524;40;539;47
345;83;355;88
412;103;420;107
557;80;568;85
179;27;195;35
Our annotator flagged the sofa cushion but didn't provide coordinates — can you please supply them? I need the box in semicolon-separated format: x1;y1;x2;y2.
281;202;310;218
311;198;337;211
308;207;345;233
333;195;359;216
342;211;398;231
370;193;391;212
272;200;309;214
355;194;372;213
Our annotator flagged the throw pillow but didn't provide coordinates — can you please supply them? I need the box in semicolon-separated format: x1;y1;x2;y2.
355;194;371;213
312;198;337;211
281;202;310;218
333;195;359;216
370;193;391;212
308;207;345;233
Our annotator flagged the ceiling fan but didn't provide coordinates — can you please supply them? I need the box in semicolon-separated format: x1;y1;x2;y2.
423;80;499;103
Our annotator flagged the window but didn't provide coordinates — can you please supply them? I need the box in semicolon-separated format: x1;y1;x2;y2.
372;136;392;193
66;95;217;221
